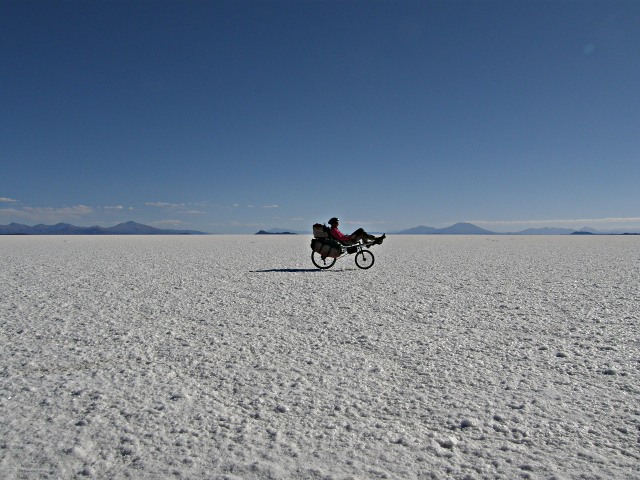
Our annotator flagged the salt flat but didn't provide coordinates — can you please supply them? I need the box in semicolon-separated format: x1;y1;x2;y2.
1;235;638;479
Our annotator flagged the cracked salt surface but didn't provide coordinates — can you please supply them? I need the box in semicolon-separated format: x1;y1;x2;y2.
1;235;638;479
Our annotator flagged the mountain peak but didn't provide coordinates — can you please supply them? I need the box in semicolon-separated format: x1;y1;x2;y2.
439;223;494;234
396;223;494;235
0;221;208;235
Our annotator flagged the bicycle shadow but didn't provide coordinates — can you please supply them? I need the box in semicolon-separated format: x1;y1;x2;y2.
251;268;322;273
251;268;355;273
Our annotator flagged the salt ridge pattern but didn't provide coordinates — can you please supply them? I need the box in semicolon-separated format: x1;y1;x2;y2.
1;236;638;479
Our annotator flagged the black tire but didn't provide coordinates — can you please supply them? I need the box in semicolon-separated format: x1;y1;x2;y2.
355;250;375;269
311;251;337;269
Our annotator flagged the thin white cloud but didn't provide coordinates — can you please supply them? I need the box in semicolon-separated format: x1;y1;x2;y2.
226;203;278;209
152;219;185;227
23;205;94;216
144;202;205;215
0;205;94;222
229;221;266;227
145;202;186;208
0;197;17;203
228;203;279;209
0;208;21;217
104;205;134;211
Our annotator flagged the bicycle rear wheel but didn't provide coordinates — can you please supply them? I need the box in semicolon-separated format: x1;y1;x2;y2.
312;251;337;269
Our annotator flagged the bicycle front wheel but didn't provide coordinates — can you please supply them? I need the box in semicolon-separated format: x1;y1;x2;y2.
355;250;375;269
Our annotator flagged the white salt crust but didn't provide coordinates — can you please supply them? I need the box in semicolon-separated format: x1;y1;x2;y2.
1;235;638;479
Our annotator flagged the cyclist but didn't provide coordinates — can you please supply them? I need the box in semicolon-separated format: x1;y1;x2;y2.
328;217;385;246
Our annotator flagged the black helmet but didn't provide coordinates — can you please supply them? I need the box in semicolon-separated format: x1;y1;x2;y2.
328;217;339;225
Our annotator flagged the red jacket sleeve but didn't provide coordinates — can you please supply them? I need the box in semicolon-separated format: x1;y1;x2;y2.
330;227;350;242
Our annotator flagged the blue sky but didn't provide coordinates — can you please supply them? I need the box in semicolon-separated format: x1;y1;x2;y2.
2;0;639;233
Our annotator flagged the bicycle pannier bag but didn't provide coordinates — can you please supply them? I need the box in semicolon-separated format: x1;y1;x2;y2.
313;223;329;238
310;237;341;258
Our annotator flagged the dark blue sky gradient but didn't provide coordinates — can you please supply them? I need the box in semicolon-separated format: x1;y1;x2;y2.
2;1;639;232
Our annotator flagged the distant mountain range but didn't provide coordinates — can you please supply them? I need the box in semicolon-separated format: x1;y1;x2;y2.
0;221;208;235
273;222;638;236
3;221;637;236
396;222;495;235
394;222;639;235
255;230;298;235
255;228;305;235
